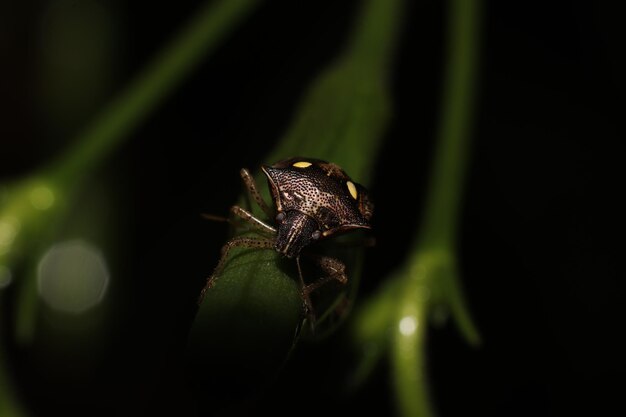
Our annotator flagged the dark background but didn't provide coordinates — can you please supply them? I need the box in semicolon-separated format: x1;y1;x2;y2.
1;1;623;416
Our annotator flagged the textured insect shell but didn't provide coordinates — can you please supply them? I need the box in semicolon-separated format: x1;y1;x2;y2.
308;159;375;224
262;157;372;239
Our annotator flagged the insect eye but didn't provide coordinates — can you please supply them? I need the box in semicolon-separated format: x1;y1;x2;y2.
311;230;321;240
275;212;285;222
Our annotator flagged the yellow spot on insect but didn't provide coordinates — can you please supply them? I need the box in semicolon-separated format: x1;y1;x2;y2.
347;181;358;199
292;161;312;168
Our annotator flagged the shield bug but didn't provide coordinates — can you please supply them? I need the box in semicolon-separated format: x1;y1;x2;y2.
200;157;374;321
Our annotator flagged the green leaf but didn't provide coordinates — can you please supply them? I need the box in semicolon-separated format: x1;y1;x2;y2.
189;0;404;402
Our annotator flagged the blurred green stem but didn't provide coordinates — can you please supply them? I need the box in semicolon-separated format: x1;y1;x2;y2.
0;1;259;415
1;0;260;278
351;0;481;416
391;1;482;416
50;0;259;185
418;0;480;251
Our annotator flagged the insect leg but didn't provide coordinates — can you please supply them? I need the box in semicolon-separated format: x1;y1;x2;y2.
295;255;349;331
229;205;276;234
198;236;274;304
302;255;348;295
201;206;276;235
201;213;230;223
240;168;273;218
296;256;316;328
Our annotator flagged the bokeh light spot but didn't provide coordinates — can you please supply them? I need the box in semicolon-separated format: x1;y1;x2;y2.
30;185;56;210
37;240;110;313
399;315;418;336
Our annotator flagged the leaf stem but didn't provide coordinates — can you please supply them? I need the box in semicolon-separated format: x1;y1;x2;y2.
0;1;260;415
417;0;481;251
390;0;482;416
48;0;260;186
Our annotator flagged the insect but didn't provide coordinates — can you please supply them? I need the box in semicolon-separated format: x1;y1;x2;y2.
200;157;374;321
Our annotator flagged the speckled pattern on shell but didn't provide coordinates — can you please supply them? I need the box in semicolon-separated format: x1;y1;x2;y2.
262;157;373;236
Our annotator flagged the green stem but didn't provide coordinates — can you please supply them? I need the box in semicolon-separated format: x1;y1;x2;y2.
417;0;481;250
1;0;261;272
392;253;434;417
0;1;260;415
390;0;482;416
48;0;259;185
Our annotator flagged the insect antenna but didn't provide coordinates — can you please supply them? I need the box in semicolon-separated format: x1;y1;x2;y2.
201;213;230;223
